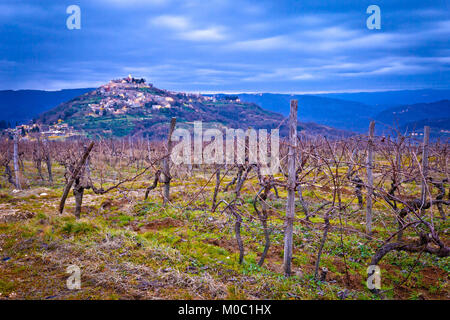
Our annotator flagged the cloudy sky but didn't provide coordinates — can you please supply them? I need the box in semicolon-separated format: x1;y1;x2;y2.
0;0;449;92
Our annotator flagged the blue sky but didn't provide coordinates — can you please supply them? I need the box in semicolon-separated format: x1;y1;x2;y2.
0;0;449;92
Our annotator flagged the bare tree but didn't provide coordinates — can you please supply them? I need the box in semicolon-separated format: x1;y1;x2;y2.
59;141;95;214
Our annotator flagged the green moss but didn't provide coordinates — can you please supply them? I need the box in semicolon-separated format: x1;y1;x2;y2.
0;279;15;295
61;221;97;235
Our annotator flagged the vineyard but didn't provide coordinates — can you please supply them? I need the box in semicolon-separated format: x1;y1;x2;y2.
0;103;448;300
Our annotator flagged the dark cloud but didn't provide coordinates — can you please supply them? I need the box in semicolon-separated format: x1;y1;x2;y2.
0;0;449;92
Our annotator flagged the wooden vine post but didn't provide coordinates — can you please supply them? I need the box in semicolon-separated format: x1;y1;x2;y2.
420;126;430;214
283;99;297;277
163;117;177;205
366;121;375;235
13;129;21;190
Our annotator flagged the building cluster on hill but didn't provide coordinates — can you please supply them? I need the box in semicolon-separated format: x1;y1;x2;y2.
3;121;78;140
84;75;234;117
87;75;215;116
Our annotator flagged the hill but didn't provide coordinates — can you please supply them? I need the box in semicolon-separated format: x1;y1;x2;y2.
235;93;378;132
0;88;94;125
374;100;450;137
399;118;450;138
236;92;450;136
35;76;349;139
317;89;450;107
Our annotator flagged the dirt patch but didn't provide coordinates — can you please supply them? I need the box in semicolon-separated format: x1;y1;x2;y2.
99;198;130;211
388;265;449;300
420;266;448;287
203;238;238;253
134;217;184;233
323;257;365;291
0;209;35;223
264;245;283;264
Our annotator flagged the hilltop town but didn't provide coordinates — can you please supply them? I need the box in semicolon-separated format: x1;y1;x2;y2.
87;75;220;117
2;75;222;140
30;75;287;139
1;76;347;140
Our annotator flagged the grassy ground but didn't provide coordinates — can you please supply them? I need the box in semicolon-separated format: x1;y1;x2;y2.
0;163;448;300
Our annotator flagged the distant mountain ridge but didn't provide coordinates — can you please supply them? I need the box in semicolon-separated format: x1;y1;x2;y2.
235;91;450;136
374;100;450;137
1;85;449;138
401;118;450;135
317;89;450;107
0;88;94;124
34;76;349;139
234;93;377;132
